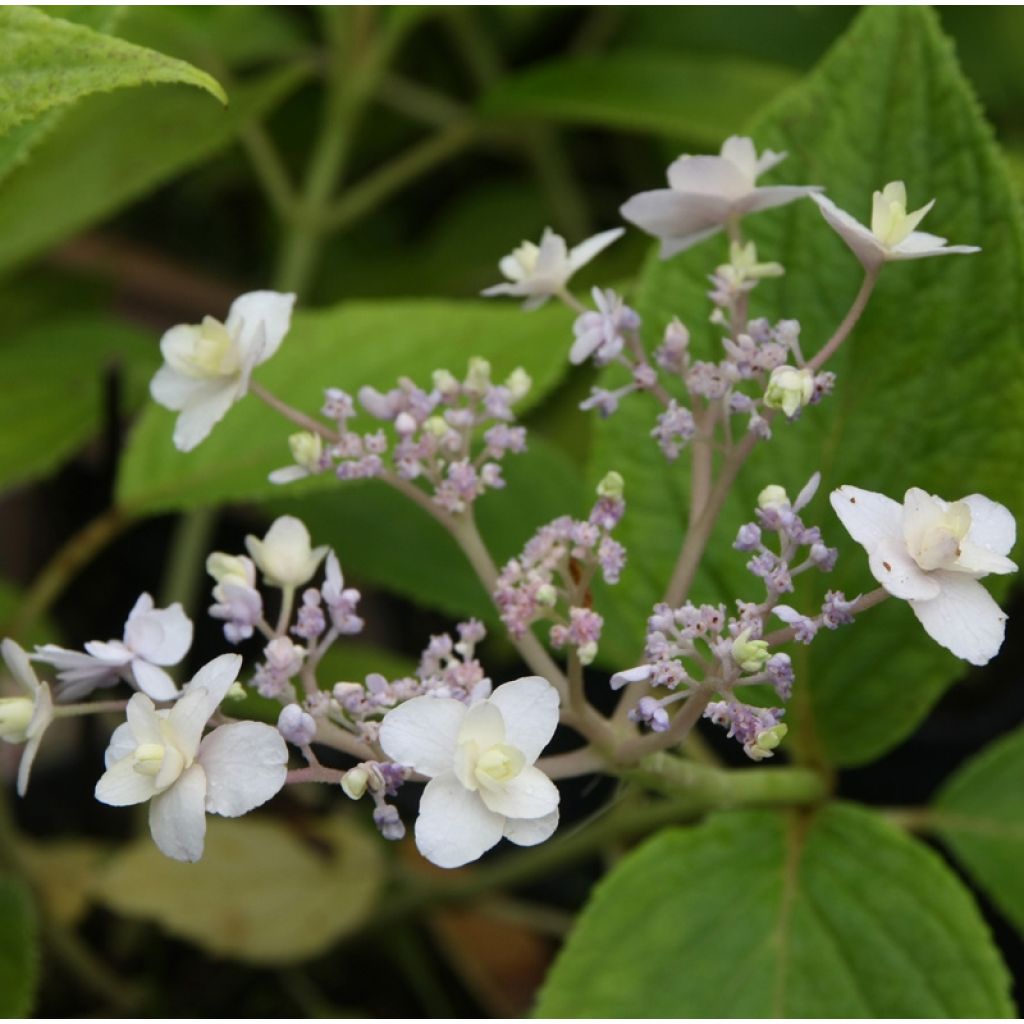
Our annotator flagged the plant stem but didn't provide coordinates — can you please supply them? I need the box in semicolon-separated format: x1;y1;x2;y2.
6;507;131;639
808;267;880;370
158;506;217;615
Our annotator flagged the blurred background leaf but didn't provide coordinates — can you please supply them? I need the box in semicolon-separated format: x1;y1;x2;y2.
0;875;38;1017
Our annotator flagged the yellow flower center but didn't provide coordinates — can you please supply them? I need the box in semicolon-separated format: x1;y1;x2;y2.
132;742;166;777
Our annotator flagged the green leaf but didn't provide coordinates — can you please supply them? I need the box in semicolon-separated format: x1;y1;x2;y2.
0;875;38;1017
0;317;158;493
0;61;308;274
479;50;799;147
94;815;382;965
117;299;574;514
933;726;1024;935
588;7;1024;764
536;803;1013;1017
0;6;225;137
275;436;584;625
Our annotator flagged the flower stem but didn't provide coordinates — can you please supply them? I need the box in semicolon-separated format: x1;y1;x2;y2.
808;267;880;371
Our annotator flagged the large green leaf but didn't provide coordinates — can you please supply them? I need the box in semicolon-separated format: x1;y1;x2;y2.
0;61;308;274
588;7;1024;764
275;436;584;627
480;50;799;147
0;7;224;139
536;803;1013;1017
117;299;574;514
932;726;1024;935
0;875;38;1017
0;317;157;493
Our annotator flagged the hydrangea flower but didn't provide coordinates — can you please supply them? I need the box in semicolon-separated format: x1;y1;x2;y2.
245;516;328;590
95;654;288;862
482;227;624;310
379;676;560;868
0;640;54;796
620;136;821;258
33;593;192;702
150;290;296;451
811;182;980;270
831;485;1017;665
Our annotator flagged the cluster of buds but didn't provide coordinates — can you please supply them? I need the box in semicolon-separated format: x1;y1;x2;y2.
328;620;493;743
494;473;627;666
270;359;533;516
340;759;408;841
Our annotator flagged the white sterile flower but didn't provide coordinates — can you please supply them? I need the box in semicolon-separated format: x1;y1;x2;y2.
150;290;296;452
1;640;54;796
482;227;624;310
95;654;288;862
245;515;328;590
620;135;821;258
379;676;561;868
811;182;980;271
33;593;192;703
831;485;1017;665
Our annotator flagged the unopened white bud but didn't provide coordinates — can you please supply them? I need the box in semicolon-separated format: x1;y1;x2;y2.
764;365;814;419
577;641;598;666
0;697;33;740
288;431;323;470
757;485;790;511
597;470;625;500
535;583;558;608
505;367;532;401
341;765;370;800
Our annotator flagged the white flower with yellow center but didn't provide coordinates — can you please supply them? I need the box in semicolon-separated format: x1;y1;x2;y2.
1;639;54;796
379;676;561;868
150;290;296;452
95;654;288;862
482;227;624;310
620;135;821;258
831;485;1017;665
811;182;979;270
245;515;328;590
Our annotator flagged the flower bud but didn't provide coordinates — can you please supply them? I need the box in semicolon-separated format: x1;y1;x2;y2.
757;484;790;511
764;365;814;419
465;357;492;392
278;703;316;746
731;629;770;673
424;415;449;438
341;765;370;800
225;682;247;701
0;697;33;741
747;723;788;761
207;552;255;588
288;431;323;471
505;367;532;401
577;641;598;666
535;583;558;608
596;470;625;500
432;369;459;394
245;516;328;589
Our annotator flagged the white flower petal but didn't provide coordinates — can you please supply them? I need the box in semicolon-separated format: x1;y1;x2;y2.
149;764;208;862
620;189;731;249
741;185;821;215
830;485;904;550
962;494;1017;558
667;154;750;198
105;721;136;769
124;595;193;665
226;290;295;366
168;654;243;755
2;639;39;698
173;379;239;452
909;572;1008;667
720;135;759;180
414;772;504;868
503;808;559;847
268;465;309;485
198;722;288;817
890;232;980;259
457;700;506;750
95;756;158;807
532;228;570;284
811;193;885;269
486;676;560;763
131;659;182;702
125;692;163;746
659;224;725;259
568;227;624;273
16;729;45;797
379;696;466;778
868;536;941;600
82;640;134;667
477;764;559;819
149;363;197;411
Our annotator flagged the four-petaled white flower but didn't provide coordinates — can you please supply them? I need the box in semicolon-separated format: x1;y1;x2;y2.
95;654;288;862
150;290;296;452
482;227;624;310
33;593;192;703
379;676;561;868
245;515;328;590
1;640;54;796
831;485;1017;665
811;181;980;270
620;135;821;259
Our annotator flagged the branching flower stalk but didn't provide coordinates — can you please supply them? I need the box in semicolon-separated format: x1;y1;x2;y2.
2;136;1011;872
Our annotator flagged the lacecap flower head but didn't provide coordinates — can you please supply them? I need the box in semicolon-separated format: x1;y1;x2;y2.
150;290;296;452
379;676;560;868
620;135;821;258
831;485;1016;665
